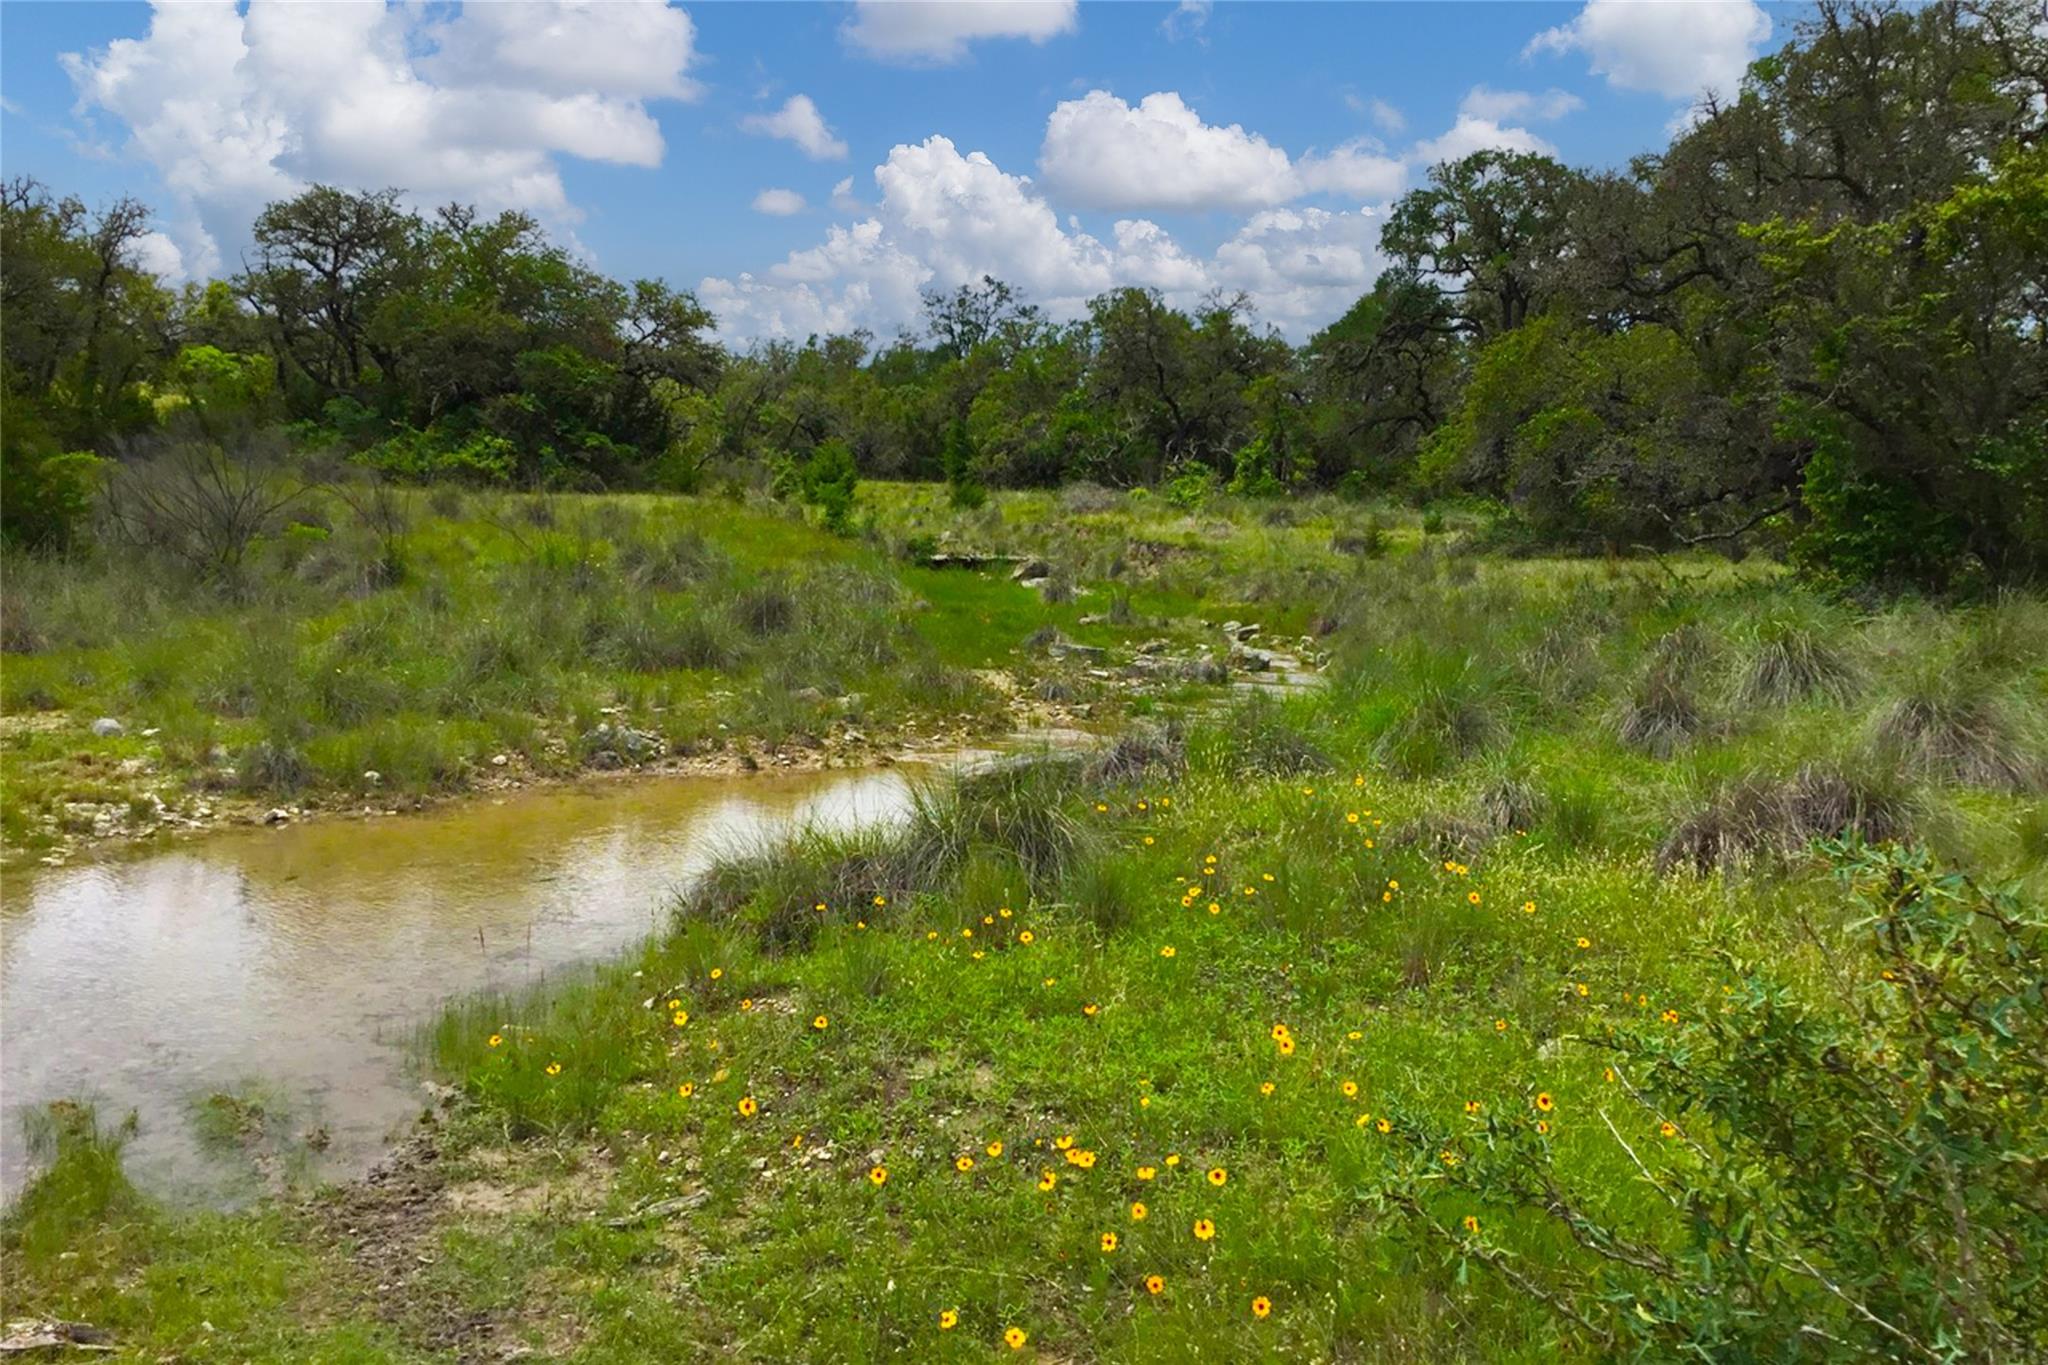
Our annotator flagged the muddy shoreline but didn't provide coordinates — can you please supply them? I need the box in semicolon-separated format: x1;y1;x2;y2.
4;686;1106;876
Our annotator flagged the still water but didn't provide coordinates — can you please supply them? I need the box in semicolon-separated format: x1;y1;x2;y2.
0;762;949;1202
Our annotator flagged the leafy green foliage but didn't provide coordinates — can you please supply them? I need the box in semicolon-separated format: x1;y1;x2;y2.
1367;839;2048;1359
0;446;101;550
3;2;2042;593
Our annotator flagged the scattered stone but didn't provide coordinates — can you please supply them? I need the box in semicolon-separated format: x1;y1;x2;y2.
362;770;383;785
1010;557;1053;582
793;686;826;704
603;1190;708;1228
88;717;124;738
0;1319;114;1354
580;722;664;767
263;808;292;826
1231;645;1276;673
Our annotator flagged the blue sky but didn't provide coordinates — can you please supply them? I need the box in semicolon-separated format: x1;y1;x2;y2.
0;1;1785;340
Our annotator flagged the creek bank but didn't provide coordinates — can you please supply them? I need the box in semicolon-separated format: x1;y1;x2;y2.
7;621;1323;871
3;689;1093;873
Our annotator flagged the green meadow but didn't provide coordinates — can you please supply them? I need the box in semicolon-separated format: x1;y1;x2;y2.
6;488;2043;1361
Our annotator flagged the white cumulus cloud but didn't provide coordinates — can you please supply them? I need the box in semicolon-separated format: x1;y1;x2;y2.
841;0;1078;64
130;230;188;282
1297;140;1408;201
752;188;807;216
1042;89;1398;213
1526;0;1771;102
702;134;1397;343
1040;90;1295;212
59;0;701;278
741;94;849;160
1409;115;1558;166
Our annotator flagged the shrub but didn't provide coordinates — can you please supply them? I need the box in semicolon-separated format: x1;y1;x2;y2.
0;446;102;551
1162;462;1219;511
1365;840;2048;1358
799;440;860;534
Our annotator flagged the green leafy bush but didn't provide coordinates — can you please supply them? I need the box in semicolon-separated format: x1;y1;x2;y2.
1366;839;2048;1358
1;446;102;550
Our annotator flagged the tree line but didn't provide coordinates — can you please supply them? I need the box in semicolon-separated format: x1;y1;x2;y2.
4;0;2042;589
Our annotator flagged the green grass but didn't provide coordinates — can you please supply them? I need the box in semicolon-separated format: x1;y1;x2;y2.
5;490;2045;1358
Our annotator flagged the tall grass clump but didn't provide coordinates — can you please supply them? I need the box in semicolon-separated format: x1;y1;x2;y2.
1868;659;2044;793
1193;694;1331;778
1616;660;1706;758
1657;761;1910;874
686;757;1095;950
1735;600;1861;706
1371;651;1508;778
4;1104;147;1267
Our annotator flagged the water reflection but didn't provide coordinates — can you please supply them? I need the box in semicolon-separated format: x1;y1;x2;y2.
1;763;932;1202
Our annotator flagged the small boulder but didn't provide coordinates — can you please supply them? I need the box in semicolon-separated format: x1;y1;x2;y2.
89;717;125;738
263;807;292;826
1010;557;1053;582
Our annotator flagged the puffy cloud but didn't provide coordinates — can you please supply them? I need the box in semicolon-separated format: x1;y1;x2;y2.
741;94;849;161
1039;90;1306;212
1409;114;1558;166
1526;0;1770;102
1212;206;1385;329
1110;218;1209;294
1459;85;1584;122
60;0;701;277
421;0;700;99
874;136;1114;301
130;230;187;282
702;134;1396;343
841;0;1078;64
1296;140;1408;201
830;176;863;213
705;137;1115;340
752;188;807;216
1038;90;1412;213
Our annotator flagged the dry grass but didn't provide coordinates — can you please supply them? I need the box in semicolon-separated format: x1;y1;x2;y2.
1658;764;1910;874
